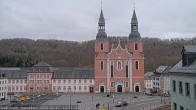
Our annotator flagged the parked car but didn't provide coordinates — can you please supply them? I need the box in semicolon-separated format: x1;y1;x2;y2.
10;99;21;103
145;90;153;96
76;101;82;103
115;101;128;107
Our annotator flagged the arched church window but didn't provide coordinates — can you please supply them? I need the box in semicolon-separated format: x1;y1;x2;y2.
135;61;139;70
117;61;122;71
100;61;104;70
100;43;104;50
134;43;138;50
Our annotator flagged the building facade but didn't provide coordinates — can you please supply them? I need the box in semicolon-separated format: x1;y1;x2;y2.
169;45;196;110
94;9;144;93
0;61;94;97
144;72;154;90
0;77;8;100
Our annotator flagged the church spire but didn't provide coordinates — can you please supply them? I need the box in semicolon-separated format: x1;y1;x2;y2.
96;1;107;41
128;9;141;41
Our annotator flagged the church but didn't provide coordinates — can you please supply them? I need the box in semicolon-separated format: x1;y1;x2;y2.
94;8;145;93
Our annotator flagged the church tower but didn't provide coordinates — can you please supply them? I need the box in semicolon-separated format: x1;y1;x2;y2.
94;8;109;93
128;9;145;92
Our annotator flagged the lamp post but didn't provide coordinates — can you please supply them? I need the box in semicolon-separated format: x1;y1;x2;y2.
113;89;115;105
68;87;71;110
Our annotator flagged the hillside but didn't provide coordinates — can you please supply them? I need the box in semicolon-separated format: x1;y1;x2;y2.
0;37;196;72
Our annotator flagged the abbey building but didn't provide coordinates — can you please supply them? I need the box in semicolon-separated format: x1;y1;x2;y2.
94;9;144;93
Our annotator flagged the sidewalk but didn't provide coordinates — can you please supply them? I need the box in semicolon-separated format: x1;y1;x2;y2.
140;103;170;110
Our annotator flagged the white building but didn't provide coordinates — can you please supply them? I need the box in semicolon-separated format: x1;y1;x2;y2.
152;66;168;93
144;72;154;90
0;77;8;100
52;68;94;93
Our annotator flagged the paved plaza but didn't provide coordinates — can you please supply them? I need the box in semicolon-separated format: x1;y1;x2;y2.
42;93;170;110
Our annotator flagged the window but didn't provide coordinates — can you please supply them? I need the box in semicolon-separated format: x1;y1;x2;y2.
90;79;92;83
84;86;87;90
12;86;15;90
117;61;122;71
53;80;56;83
84;79;87;83
20;86;22;90
134;43;138;50
79;80;81;83
173;103;177;110
126;82;129;87
135;61;139;70
111;65;114;77
12;80;15;83
58;80;61;83
74;80;76;83
16;86;18;90
185;83;190;97
63;86;66;90
79;86;81;90
194;84;196;99
179;82;183;94
100;43;104;50
68;80;71;83
126;65;128;78
111;82;114;87
180;106;184;110
20;80;23;83
58;86;61;90
64;80;66;83
74;86;76;90
172;80;176;92
100;61;104;70
8;80;11;83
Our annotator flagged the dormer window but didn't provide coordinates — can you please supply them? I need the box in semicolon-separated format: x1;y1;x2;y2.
100;43;104;50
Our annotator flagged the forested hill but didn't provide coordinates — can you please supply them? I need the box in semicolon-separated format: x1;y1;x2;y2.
0;37;196;72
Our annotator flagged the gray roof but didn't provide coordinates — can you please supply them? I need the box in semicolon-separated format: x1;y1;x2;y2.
129;10;141;41
169;59;196;74
96;9;107;41
144;72;154;77
31;61;53;72
144;72;154;80
183;45;196;53
96;30;107;41
1;69;27;79
53;68;94;79
33;61;51;67
131;10;138;24
155;66;168;73
98;9;105;25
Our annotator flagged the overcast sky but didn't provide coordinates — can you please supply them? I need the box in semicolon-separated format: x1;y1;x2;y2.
0;0;196;41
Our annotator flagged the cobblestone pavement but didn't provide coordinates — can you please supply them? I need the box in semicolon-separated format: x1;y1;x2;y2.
42;93;170;110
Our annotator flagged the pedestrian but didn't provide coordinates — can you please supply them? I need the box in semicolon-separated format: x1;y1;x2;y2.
103;104;105;107
98;103;100;108
96;103;98;108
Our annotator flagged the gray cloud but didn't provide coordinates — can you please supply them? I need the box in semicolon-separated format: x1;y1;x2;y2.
0;0;196;41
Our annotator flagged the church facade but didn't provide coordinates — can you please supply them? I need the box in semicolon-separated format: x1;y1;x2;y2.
94;9;145;93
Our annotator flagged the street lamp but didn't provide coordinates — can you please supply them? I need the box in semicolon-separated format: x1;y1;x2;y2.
68;87;71;110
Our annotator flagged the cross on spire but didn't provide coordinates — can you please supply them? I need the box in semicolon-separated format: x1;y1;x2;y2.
101;0;103;9
133;0;135;9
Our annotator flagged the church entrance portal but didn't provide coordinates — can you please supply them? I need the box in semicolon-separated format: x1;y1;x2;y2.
117;85;122;92
100;86;104;93
135;86;139;92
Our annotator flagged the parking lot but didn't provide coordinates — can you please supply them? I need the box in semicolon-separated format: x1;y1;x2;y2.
42;93;163;110
0;93;169;110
